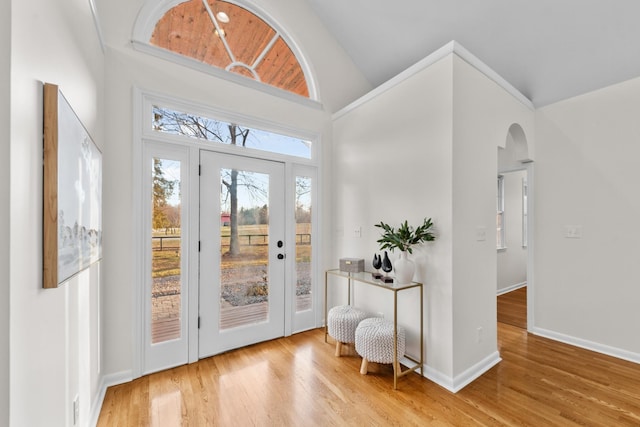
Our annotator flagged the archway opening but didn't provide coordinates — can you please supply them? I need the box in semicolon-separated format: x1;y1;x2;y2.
497;123;532;331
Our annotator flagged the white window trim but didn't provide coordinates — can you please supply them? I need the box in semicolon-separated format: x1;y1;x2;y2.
497;174;506;250
522;177;528;248
142;89;320;164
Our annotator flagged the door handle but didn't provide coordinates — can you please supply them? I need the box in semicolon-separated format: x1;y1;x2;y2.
277;253;285;260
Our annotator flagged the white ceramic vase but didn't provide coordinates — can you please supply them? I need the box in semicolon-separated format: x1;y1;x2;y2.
394;251;415;284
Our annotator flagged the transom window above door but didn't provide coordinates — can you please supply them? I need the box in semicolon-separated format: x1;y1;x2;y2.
148;0;310;98
153;104;313;159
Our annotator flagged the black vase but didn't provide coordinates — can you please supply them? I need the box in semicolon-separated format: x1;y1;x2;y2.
372;253;383;279
382;251;392;274
372;253;382;270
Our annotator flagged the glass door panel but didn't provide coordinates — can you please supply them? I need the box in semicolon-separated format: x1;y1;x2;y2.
219;168;270;330
151;158;183;343
295;176;312;312
143;145;190;375
199;151;285;357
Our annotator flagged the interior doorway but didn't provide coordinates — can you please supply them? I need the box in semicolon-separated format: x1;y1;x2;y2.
497;123;532;330
497;169;528;329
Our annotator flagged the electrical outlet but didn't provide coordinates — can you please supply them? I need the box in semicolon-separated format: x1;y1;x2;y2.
476;327;483;343
73;396;79;425
353;226;361;238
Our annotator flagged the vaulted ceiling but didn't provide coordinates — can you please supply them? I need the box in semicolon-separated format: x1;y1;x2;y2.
305;0;640;107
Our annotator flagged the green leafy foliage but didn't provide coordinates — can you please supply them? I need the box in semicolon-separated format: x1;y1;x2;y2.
375;217;436;254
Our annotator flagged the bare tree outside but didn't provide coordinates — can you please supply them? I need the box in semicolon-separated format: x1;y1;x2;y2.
153;106;266;257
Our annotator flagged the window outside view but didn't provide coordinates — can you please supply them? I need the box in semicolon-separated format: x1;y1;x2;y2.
151;158;182;343
153;105;312;159
150;107;314;338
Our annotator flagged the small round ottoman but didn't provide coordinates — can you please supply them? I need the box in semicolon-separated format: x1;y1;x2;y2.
355;317;406;375
328;305;369;357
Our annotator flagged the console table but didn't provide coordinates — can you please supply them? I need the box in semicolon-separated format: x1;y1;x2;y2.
324;269;424;389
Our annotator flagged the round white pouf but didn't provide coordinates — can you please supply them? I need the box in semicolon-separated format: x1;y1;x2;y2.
355;317;406;375
328;305;369;357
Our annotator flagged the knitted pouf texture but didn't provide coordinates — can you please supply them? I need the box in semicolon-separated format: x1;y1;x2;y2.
328;305;368;344
355;317;406;364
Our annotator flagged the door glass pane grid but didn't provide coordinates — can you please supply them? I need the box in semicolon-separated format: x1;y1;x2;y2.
151;158;182;343
219;168;271;330
295;176;312;312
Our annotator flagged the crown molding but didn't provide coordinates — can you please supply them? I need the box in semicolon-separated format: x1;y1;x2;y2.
333;40;534;120
89;0;105;53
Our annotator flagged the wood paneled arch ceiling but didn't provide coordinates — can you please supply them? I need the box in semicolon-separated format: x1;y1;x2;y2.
150;0;309;98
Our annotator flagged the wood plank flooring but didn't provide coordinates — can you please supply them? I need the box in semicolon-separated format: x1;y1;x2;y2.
497;286;527;329
98;322;640;426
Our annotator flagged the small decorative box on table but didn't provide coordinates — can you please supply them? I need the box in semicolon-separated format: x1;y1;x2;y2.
339;258;364;273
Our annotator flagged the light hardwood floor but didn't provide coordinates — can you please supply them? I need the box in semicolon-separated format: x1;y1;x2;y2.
497;286;527;329
98;314;640;426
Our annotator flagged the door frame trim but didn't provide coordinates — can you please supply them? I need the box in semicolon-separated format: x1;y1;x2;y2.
133;88;322;377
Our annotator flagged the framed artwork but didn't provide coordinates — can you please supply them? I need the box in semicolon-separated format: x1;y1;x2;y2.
43;83;102;288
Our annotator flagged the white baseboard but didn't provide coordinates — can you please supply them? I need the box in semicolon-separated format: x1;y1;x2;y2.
497;281;526;296
530;327;640;365
422;351;502;393
90;370;133;427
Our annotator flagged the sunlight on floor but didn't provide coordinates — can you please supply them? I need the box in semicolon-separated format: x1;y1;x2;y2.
151;389;182;427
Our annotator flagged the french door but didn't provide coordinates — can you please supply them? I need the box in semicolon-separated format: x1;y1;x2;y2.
141;145;317;374
199;151;286;356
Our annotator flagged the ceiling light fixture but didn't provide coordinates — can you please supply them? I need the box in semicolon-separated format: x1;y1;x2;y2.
216;11;230;23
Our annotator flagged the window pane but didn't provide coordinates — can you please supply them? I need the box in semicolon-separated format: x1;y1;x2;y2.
153;105;311;159
295;176;312;312
150;0;310;98
151;158;182;343
219;168;270;330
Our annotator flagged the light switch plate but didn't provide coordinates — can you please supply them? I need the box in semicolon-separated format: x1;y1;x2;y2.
565;225;582;238
476;226;487;241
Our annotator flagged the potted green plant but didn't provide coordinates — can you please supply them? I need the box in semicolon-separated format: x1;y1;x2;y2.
375;218;435;283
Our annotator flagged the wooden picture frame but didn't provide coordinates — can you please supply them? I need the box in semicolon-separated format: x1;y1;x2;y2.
43;83;102;288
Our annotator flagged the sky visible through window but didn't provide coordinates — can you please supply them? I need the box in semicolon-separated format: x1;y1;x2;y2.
153;105;311;159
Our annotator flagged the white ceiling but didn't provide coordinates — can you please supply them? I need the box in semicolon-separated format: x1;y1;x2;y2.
305;0;640;107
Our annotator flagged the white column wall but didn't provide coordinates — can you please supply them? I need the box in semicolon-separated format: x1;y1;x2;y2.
9;0;105;425
534;76;640;359
450;55;535;380
333;56;455;379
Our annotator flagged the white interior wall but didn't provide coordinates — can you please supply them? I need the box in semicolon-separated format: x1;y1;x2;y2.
1;0;10;423
450;55;534;380
332;50;536;390
333;56;456;379
9;0;105;425
534;76;640;360
99;0;371;380
497;170;527;292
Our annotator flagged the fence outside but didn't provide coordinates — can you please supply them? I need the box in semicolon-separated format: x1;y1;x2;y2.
152;233;311;251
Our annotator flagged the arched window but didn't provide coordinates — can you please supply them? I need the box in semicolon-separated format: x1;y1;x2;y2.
133;0;313;100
